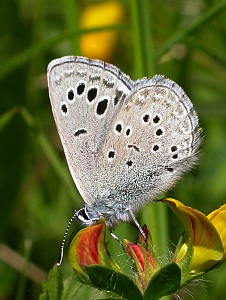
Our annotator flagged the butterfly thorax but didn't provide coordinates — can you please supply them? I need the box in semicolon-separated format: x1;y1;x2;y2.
76;202;131;228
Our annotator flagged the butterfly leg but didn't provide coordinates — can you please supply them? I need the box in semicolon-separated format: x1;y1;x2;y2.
110;232;126;252
128;209;147;241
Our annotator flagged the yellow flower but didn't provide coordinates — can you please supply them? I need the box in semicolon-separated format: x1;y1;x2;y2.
163;198;225;274
208;204;226;262
80;1;124;61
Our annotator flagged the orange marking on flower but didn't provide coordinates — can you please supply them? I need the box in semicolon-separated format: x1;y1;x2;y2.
76;224;103;268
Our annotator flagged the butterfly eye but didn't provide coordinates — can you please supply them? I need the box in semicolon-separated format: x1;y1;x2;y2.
80;208;90;220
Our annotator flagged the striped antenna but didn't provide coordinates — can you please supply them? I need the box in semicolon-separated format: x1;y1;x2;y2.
57;210;78;267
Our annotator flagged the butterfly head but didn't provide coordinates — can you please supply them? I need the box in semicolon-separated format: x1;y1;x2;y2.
76;206;101;226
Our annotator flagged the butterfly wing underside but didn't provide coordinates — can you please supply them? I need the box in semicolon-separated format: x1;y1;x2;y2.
95;75;201;212
47;56;134;205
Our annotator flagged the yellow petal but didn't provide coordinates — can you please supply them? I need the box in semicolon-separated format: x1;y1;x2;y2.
208;204;226;261
163;198;224;272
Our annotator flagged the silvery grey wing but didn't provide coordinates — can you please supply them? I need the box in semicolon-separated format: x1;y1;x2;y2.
47;56;134;205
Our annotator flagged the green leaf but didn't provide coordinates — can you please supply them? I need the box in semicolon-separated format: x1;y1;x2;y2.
60;276;83;300
0;107;18;133
39;266;63;300
155;1;226;61
0;24;129;82
100;298;123;300
143;263;181;300
85;265;143;300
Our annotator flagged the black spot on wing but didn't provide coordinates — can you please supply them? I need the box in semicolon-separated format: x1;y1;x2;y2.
74;129;87;136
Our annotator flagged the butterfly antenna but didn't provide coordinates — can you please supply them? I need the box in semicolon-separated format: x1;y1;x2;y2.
57;210;78;267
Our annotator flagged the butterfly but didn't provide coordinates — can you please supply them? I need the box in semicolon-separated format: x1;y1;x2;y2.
47;56;201;264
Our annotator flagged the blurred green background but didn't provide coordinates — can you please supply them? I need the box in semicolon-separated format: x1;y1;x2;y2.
1;0;226;299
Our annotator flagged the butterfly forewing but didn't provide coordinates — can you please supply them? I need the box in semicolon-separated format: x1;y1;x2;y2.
47;56;133;204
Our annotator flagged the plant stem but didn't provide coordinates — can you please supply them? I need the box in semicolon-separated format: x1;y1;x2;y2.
130;1;170;293
62;0;81;55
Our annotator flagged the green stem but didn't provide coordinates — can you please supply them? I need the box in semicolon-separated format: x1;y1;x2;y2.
130;0;155;77
15;239;32;300
130;0;144;77
62;0;81;54
130;2;169;298
130;0;169;272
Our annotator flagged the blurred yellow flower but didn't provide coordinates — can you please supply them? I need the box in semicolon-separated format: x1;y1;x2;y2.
80;1;124;61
